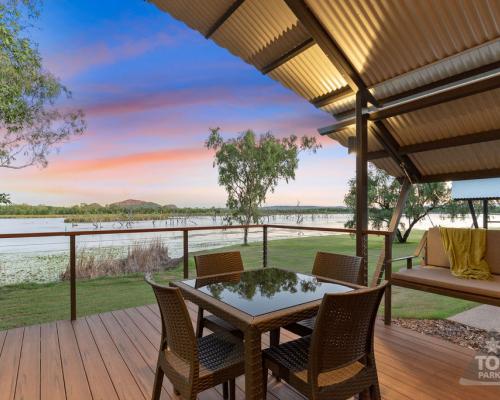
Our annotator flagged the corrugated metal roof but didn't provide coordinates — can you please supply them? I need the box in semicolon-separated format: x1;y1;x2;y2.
152;0;232;37
410;140;500;177
307;0;500;86
452;178;500;200
384;88;500;146
268;44;347;100
212;0;299;62
149;0;500;182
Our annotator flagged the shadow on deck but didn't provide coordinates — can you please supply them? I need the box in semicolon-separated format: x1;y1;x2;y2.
0;302;498;400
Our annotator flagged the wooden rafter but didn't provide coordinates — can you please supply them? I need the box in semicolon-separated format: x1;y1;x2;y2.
205;0;246;38
419;168;500;183
368;128;500;160
284;0;379;106
261;37;315;74
311;86;352;108
372;122;421;182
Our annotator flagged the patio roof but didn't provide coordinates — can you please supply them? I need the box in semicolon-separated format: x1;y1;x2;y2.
151;0;500;183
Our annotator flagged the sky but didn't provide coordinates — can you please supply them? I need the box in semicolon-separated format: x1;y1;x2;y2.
2;0;356;207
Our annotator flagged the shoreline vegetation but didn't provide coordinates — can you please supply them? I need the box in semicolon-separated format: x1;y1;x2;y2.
2;198;495;221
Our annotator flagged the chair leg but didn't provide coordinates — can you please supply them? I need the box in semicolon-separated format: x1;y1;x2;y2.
270;328;280;347
196;307;204;337
229;379;236;400
262;362;269;400
151;362;164;400
222;381;228;399
370;381;381;400
269;329;281;382
384;284;392;325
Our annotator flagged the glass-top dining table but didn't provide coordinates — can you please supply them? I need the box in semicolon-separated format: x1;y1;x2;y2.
171;267;361;400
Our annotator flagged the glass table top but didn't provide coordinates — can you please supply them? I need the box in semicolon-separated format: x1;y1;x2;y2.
181;268;353;316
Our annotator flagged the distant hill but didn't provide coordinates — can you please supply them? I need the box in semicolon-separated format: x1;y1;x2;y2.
109;199;162;209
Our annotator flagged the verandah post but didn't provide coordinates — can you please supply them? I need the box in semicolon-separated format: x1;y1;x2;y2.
384;234;392;325
355;90;369;286
183;230;189;278
263;225;268;268
70;235;76;321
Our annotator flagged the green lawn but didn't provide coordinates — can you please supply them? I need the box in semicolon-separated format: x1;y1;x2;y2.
0;230;477;330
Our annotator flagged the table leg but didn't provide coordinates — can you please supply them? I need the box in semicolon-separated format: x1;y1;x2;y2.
244;327;263;400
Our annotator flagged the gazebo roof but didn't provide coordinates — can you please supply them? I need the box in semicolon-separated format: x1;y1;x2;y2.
452;178;500;201
151;0;500;182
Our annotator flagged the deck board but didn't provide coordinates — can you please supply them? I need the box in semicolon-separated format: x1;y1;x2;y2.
40;323;66;400
1;303;499;400
0;327;24;400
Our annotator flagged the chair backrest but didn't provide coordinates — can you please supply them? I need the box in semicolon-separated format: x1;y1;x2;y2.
194;251;244;277
312;252;363;285
145;275;197;374
309;282;387;382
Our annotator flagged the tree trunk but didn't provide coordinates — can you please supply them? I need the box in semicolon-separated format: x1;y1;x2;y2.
243;227;249;246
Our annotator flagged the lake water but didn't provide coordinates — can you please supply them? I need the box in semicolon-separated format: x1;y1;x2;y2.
0;213;494;285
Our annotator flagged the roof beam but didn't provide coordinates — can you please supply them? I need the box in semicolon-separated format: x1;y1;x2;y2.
419;168;500;183
311;86;353;108
331;60;500;114
372;121;421;182
261;37;315;74
284;0;379;106
205;0;246;38
319;68;500;135
370;69;500;121
381;60;500;105
368;128;500;160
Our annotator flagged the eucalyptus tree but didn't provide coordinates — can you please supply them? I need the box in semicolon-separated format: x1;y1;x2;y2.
344;166;466;243
1;0;85;198
206;128;320;245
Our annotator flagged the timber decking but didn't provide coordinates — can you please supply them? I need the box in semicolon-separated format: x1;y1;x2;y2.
0;302;498;400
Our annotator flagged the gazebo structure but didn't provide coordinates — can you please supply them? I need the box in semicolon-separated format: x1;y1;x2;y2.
150;0;500;292
1;2;500;400
452;178;500;228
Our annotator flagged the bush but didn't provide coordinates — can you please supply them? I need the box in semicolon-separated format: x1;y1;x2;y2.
61;238;181;280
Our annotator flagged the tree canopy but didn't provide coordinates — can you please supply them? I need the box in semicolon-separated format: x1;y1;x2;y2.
0;0;85;173
206;128;320;244
344;166;466;243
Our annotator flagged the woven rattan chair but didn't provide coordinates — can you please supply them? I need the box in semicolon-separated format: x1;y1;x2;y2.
283;252;363;338
145;275;244;400
194;252;244;339
263;282;387;400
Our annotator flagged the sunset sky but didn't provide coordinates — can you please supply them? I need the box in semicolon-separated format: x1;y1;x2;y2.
2;0;355;207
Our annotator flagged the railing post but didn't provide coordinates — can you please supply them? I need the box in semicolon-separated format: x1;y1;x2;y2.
70;235;76;321
384;234;392;325
263;225;268;268
183;230;189;278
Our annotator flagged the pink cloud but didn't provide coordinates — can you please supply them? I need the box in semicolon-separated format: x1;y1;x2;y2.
46;32;174;78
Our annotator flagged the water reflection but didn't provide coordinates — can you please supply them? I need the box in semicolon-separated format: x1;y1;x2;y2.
196;268;320;300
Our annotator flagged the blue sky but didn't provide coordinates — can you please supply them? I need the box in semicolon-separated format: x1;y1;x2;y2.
2;0;355;206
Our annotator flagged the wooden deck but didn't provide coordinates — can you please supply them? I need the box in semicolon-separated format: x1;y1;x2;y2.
0;302;499;400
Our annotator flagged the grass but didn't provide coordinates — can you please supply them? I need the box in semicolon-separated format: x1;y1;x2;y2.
0;230;477;330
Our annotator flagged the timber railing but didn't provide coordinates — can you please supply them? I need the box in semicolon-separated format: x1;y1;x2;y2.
0;224;391;321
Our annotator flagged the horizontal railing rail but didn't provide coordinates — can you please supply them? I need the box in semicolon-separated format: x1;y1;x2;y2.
0;223;392;320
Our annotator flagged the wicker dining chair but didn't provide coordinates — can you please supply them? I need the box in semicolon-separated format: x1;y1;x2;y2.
282;252;363;338
263;282;387;400
145;275;245;400
194;251;244;339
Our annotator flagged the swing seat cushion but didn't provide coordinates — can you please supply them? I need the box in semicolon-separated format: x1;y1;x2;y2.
392;266;500;299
